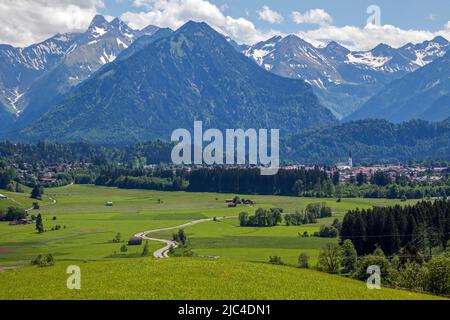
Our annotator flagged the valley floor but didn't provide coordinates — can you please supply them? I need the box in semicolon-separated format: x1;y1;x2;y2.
0;185;441;300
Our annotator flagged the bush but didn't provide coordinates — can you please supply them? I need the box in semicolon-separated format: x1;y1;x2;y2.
112;232;122;243
300;231;309;238
423;256;450;295
389;261;427;291
269;256;284;265
354;248;392;284
31;254;55;267
319;225;339;238
4;207;27;222
50;225;61;231
298;253;310;269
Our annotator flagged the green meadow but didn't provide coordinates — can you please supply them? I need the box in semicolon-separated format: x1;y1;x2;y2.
0;259;439;300
0;184;437;300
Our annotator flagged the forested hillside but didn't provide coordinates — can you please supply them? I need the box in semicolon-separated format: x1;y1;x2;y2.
284;118;450;164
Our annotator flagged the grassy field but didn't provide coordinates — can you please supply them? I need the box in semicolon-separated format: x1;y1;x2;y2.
0;188;48;211
0;184;436;300
0;258;440;300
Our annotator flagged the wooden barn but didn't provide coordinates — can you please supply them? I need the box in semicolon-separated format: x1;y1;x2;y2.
128;237;143;246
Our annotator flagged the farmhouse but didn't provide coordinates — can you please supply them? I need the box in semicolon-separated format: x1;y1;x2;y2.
39;178;57;184
128;237;143;246
106;202;113;206
0;194;7;199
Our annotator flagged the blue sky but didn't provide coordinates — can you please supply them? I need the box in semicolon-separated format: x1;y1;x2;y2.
102;0;450;32
100;0;450;50
1;0;450;49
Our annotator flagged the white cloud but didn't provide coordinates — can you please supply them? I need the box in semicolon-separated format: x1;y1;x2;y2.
297;22;450;51
0;0;104;47
2;1;449;51
121;0;279;44
132;0;152;8
291;9;333;26
257;6;283;24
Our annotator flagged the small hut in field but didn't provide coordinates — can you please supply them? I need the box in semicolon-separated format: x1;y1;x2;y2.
128;237;143;246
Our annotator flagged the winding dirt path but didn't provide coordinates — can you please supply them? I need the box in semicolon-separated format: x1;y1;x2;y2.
135;216;236;258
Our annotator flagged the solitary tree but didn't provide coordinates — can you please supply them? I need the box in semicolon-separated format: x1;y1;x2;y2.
298;252;310;269
120;244;128;253
342;239;358;273
177;229;187;245
317;243;343;273
30;185;44;200
142;240;150;256
35;214;44;233
113;232;122;243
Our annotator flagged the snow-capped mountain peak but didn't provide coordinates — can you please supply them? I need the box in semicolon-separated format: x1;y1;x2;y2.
242;34;450;118
399;36;450;67
243;35;282;66
0;14;162;122
88;15;110;31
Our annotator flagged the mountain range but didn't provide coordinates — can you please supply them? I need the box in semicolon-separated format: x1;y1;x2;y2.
243;35;450;118
347;51;450;123
15;21;335;144
0;15;161;129
0;15;449;153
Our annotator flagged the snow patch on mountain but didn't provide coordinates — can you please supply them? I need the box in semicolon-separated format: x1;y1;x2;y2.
100;50;117;65
250;49;272;65
92;27;107;38
116;38;128;49
346;52;391;68
6;88;24;116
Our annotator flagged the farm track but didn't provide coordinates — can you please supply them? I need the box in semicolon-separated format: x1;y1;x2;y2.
135;216;237;258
